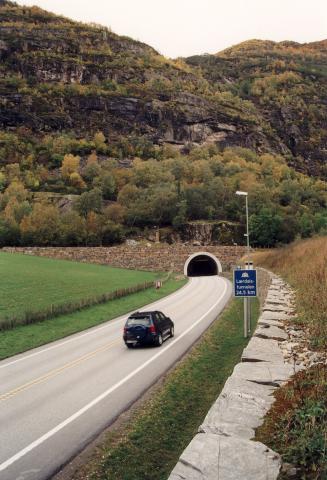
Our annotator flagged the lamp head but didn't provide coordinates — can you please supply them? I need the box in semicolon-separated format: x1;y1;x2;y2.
236;191;248;196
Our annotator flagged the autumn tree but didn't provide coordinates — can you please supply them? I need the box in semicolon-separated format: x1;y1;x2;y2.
61;154;80;180
93;131;106;152
83;151;101;182
103;204;126;224
0;181;29;210
20;203;61;245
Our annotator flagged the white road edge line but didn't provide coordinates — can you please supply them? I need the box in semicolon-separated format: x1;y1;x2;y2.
0;278;193;370
0;278;229;473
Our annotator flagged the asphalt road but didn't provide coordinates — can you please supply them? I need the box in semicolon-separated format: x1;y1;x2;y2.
0;275;232;480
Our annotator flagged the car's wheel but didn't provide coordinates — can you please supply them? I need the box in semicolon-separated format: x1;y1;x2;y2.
126;343;134;349
156;333;163;346
170;326;174;338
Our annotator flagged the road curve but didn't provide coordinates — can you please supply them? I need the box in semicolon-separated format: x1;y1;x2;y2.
0;276;232;480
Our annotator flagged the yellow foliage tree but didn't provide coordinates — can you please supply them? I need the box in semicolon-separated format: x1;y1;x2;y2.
86;151;98;166
61;154;80;180
69;172;86;189
93;131;106;150
20;203;61;245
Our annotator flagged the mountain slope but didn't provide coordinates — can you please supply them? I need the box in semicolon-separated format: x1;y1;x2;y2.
1;2;326;178
186;39;327;176
0;1;267;153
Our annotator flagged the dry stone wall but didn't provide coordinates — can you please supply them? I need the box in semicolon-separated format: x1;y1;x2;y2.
2;244;247;273
168;272;304;480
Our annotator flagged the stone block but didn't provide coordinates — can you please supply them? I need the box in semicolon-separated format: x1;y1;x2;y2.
242;337;285;364
221;375;277;400
232;361;293;386
258;317;284;328
168;434;281;480
255;325;288;341
200;386;275;438
261;311;294;322
263;304;294;314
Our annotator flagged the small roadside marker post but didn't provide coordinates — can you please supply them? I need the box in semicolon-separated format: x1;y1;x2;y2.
234;267;257;338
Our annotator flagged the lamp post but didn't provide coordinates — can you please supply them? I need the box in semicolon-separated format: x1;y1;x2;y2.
236;190;251;336
236;191;250;258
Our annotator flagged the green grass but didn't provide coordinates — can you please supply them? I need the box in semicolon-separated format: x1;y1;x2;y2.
0;277;186;360
70;298;260;480
0;252;159;322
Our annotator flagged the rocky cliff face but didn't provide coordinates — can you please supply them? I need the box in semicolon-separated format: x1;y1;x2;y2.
0;2;326;177
177;221;243;246
187;40;327;177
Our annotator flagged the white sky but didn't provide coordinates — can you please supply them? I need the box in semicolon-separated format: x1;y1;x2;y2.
15;0;327;58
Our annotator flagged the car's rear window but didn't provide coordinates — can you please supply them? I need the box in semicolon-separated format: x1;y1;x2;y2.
127;316;151;326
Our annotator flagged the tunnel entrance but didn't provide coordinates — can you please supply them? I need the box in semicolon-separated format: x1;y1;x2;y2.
184;252;222;277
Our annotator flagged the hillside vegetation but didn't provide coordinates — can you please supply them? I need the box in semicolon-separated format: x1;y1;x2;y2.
254;237;327;479
0;144;326;247
0;2;326;247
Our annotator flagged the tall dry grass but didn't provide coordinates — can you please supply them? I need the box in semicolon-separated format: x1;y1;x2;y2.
253;236;327;348
254;236;327;478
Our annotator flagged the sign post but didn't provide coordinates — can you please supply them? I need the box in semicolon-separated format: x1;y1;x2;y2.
246;261;254;334
233;268;257;338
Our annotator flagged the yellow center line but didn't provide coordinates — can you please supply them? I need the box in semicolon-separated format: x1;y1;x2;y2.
0;338;121;402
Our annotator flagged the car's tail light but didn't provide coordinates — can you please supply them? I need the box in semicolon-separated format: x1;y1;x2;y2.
123;327;127;334
149;324;156;334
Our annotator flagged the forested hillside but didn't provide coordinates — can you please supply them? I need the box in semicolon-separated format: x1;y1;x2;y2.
0;1;326;247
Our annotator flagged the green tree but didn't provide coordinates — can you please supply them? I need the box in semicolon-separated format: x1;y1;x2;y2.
74;188;103;217
249;208;283;247
172;200;188;228
60;211;87;245
298;213;315;238
0;219;21;246
94;173;116;200
102;221;124;245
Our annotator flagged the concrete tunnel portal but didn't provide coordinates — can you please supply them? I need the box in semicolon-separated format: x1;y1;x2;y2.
184;252;222;277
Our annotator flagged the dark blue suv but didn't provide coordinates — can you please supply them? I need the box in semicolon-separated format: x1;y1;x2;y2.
123;311;174;348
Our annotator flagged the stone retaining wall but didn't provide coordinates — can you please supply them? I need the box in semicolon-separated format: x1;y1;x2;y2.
168;271;298;480
2;244;247;273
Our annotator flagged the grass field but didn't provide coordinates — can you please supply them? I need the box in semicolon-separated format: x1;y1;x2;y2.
0;252;159;324
68;298;260;480
0;276;186;360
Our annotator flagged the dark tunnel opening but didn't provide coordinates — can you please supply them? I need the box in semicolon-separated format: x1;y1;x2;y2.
187;255;218;277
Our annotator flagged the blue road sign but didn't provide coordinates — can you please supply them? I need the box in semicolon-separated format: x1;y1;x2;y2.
234;269;257;297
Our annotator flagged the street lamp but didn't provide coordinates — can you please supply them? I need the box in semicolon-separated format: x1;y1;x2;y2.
236;191;250;258
236;190;252;336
